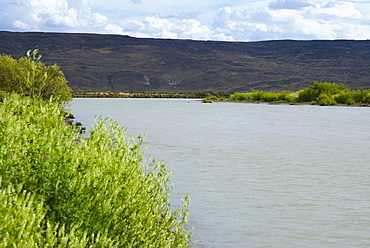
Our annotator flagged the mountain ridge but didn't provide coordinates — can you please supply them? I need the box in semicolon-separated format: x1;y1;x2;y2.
1;31;369;93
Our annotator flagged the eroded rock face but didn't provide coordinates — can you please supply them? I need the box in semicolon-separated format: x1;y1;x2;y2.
2;31;370;93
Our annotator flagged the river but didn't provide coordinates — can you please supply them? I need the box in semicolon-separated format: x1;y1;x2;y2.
69;98;370;248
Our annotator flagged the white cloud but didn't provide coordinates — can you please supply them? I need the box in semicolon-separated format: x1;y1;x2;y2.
105;23;123;33
114;16;214;40
208;1;368;40
268;0;313;10
1;0;370;41
318;1;362;19
13;20;31;30
0;0;108;32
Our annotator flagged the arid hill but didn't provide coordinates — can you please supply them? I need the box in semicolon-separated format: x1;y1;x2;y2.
1;31;370;93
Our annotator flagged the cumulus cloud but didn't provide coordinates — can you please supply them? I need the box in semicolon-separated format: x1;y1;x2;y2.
1;0;370;41
0;0;108;32
317;2;362;19
209;1;367;40
114;16;215;40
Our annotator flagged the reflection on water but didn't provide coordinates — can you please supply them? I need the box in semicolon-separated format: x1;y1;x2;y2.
70;99;370;248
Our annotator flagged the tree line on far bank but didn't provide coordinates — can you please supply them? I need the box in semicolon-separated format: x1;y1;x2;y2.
204;82;370;106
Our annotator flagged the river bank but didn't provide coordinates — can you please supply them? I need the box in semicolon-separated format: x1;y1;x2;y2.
72;91;229;99
202;82;370;106
204;99;370;107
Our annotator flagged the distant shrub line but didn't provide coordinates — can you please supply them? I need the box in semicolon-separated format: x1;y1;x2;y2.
204;82;370;106
73;90;230;99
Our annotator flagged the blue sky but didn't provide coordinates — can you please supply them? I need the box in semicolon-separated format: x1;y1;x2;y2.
1;0;370;41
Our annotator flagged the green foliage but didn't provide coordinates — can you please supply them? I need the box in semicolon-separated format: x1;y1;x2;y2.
224;82;370;106
278;90;296;102
364;93;370;103
334;89;370;104
316;93;336;105
0;50;72;103
0;94;194;247
229;90;295;103
229;92;250;101
0;91;7;102
350;90;370;103
0;182;108;247
0;183;46;246
334;92;355;105
297;82;348;102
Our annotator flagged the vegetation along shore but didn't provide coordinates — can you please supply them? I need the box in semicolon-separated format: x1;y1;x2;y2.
203;82;370;106
72;90;229;99
0;51;194;247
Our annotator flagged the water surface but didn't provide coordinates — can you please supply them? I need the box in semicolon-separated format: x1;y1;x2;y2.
70;98;370;247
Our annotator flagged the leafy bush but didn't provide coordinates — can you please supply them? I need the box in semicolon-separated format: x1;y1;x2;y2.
0;182;111;247
229;92;250;101
364;93;370;103
334;89;370;104
297;82;348;102
0;90;7;102
334;92;355;105
229;90;295;103
0;94;193;247
351;90;370;103
0;50;72;103
316;93;337;105
277;90;295;102
209;82;370;105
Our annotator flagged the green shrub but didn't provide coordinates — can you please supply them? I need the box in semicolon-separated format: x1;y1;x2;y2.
229;92;250;101
249;91;266;101
277;91;295;102
0;182;46;246
224;82;368;105
0;50;72;104
261;92;280;102
0;182;114;247
334;92;355;105
0;90;7;102
0;94;194;247
228;90;296;103
364;93;370;103
351;90;370;103
317;93;337;105
297;82;348;102
296;87;319;102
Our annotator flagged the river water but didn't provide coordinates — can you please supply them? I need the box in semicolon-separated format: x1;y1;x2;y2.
69;98;370;248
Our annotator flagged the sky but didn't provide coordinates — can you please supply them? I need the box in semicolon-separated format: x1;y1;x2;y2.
1;0;370;41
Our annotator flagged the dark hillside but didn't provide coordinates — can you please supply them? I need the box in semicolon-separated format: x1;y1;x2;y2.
1;31;369;92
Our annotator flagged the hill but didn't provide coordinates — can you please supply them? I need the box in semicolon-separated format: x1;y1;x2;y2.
1;31;370;93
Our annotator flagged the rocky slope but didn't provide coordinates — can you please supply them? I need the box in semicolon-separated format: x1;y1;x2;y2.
1;31;370;92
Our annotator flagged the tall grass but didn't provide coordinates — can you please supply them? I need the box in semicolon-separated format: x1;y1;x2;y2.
0;94;194;247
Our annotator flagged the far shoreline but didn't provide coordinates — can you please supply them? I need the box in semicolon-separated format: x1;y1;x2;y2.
202;99;370;107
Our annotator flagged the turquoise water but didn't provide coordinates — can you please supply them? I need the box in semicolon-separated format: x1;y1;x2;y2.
70;98;370;247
